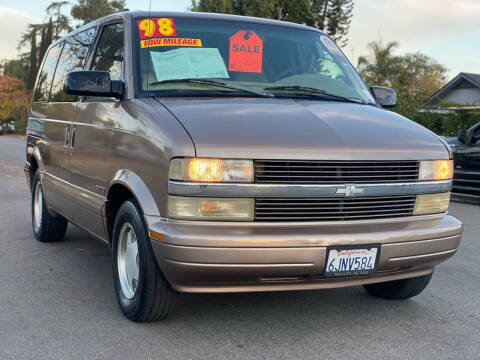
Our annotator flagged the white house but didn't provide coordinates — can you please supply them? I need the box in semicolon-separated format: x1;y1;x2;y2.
425;73;480;113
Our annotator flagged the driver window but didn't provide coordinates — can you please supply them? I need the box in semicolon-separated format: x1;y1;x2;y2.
92;22;124;81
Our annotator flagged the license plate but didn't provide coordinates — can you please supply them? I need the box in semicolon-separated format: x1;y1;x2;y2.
324;246;379;277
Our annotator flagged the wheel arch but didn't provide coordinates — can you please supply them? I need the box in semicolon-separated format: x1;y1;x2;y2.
104;169;160;244
28;145;43;189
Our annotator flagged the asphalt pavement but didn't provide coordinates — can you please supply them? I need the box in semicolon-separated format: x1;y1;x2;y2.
1;135;479;360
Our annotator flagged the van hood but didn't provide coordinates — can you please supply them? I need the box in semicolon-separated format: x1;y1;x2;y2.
157;97;448;161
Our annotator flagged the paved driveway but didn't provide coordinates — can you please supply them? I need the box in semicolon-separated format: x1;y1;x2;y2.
0;136;479;360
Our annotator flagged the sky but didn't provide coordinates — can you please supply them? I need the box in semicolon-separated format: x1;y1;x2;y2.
0;0;478;80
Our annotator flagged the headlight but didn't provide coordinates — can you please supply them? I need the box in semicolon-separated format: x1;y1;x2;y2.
168;196;254;221
169;158;254;183
413;192;450;215
419;160;453;181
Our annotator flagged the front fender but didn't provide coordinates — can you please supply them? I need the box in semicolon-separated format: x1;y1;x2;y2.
108;169;161;217
25;140;45;189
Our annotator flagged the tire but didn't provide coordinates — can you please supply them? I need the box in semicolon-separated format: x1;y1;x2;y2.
112;199;176;322
31;171;68;242
363;273;433;300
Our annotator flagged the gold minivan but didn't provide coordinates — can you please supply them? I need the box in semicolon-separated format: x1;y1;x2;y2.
26;10;462;321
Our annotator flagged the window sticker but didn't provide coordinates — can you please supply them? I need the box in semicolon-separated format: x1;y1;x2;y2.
150;48;229;83
229;30;263;73
320;35;341;54
321;35;349;65
137;18;177;39
141;38;202;48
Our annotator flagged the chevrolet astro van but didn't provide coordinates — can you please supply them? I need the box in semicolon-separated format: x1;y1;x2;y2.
25;10;463;321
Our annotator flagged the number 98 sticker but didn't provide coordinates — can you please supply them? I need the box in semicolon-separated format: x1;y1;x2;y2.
137;18;177;39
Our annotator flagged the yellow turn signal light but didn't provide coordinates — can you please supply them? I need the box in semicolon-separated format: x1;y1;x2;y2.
168;196;254;221
414;192;451;215
149;230;164;241
419;160;453;181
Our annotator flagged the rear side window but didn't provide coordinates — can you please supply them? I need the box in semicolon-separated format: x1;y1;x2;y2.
50;27;97;102
33;42;63;102
92;23;124;81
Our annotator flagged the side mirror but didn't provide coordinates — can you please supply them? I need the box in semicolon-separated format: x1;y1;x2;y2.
460;128;475;145
457;129;467;143
370;86;397;108
64;71;123;99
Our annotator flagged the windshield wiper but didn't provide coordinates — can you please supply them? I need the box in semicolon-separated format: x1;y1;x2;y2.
149;78;273;98
263;85;368;104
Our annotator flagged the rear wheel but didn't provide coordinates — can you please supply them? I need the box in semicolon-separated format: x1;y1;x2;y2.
363;273;433;300
31;171;68;242
112;199;176;322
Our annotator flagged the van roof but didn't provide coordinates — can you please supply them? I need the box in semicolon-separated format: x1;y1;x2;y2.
50;10;325;48
130;10;324;33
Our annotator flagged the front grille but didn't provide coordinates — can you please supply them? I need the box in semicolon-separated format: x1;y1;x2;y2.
254;160;419;184
255;195;416;221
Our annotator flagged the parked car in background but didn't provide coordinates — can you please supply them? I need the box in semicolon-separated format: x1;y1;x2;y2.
7;121;15;133
446;122;480;198
25;10;462;322
0;121;16;134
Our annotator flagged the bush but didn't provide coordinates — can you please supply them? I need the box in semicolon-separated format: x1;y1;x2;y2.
410;111;480;137
0;76;30;134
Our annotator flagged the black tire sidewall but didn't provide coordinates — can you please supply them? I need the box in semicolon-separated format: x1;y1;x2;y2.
112;200;150;319
364;273;433;300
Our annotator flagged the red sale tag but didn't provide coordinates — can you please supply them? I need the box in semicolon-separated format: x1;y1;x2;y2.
229;30;263;73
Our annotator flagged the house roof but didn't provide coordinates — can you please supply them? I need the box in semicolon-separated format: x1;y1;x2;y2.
427;72;480;106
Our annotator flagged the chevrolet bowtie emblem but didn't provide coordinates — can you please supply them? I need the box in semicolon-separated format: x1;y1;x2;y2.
335;184;364;197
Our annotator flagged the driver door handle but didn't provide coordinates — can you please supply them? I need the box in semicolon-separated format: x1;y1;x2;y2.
70;125;77;153
64;125;70;154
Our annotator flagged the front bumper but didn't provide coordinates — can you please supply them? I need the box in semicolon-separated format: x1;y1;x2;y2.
146;213;462;293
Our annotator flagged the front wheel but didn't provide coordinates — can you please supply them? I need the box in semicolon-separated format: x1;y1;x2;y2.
31;171;68;242
112;199;176;322
363;273;433;300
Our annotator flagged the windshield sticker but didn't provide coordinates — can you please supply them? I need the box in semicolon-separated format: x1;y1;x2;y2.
137;17;177;39
229;30;263;73
150;48;229;83
141;38;202;48
320;35;341;54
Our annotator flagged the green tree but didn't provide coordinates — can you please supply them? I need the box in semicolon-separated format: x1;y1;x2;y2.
357;40;450;133
71;0;126;24
357;40;401;86
191;0;355;46
17;23;45;89
38;18;54;67
12;1;70;91
192;0;233;13
27;28;38;90
0;76;30;133
2;59;29;83
46;1;72;39
393;52;447;119
324;0;354;47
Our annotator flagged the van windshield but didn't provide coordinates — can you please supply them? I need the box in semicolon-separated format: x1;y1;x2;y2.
134;17;375;103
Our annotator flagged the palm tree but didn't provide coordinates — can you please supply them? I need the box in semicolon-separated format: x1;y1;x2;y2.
357;40;401;86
